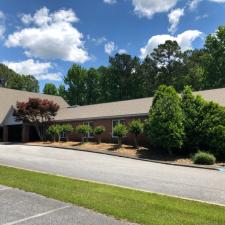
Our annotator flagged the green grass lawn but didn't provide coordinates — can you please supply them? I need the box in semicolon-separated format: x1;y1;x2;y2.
0;165;224;225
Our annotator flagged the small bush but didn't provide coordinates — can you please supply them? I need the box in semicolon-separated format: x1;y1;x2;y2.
113;123;128;147
47;124;63;142
192;151;216;165
94;126;106;144
61;124;74;141
128;120;144;147
76;125;92;143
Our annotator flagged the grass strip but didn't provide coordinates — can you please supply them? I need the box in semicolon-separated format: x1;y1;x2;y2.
0;165;224;225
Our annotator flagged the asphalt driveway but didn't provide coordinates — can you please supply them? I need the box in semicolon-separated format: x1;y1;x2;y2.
0;144;225;205
0;184;135;225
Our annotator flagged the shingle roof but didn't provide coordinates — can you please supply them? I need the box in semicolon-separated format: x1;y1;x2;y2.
194;88;225;106
0;87;69;125
55;87;225;122
55;97;153;121
2;87;225;125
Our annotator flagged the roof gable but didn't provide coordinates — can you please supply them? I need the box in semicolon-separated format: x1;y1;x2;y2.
0;87;68;125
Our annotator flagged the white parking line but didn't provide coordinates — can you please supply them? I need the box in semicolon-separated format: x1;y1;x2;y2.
2;205;71;225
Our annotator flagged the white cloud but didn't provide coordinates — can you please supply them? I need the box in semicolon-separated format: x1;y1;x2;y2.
168;8;184;34
118;49;128;54
188;0;225;11
36;72;62;81
5;7;89;63
87;35;107;45
104;41;117;55
132;0;178;18
195;14;208;20
140;30;203;59
209;0;225;2
3;59;62;81
0;11;4;19
103;0;117;4
188;0;202;10
20;14;33;25
0;11;5;39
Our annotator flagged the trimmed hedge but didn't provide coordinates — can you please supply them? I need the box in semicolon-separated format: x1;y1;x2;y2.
192;151;216;165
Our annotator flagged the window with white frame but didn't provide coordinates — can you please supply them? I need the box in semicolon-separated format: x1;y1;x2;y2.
112;119;126;138
83;121;94;138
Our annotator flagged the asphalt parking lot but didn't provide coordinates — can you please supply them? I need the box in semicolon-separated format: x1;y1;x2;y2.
0;144;225;205
0;184;135;225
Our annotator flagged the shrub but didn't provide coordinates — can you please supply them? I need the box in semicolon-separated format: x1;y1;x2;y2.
113;123;128;147
145;85;184;155
94;126;106;144
47;124;63;142
192;151;216;165
181;86;225;158
76;125;92;143
208;125;225;160
181;86;207;152
61;124;74;141
128;120;144;148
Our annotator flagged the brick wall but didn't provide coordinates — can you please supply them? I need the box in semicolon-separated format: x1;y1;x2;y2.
58;115;149;147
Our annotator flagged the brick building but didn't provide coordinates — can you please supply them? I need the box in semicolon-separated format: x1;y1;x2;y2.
1;87;225;145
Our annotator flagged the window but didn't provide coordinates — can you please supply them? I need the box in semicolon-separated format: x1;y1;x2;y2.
83;121;94;138
60;131;66;139
112;119;126;138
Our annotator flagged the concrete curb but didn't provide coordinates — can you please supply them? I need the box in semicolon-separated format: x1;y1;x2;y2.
25;143;224;171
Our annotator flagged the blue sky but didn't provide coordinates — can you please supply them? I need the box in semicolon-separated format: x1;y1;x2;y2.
0;0;225;91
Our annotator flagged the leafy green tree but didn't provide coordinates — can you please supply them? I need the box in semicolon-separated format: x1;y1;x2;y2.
94;126;106;144
47;124;63;142
22;75;39;92
151;40;185;90
198;101;225;150
183;50;207;91
0;63;18;87
204;26;225;88
139;56;158;97
108;54;140;100
145;85;184;155
76;124;92;143
181;86;206;152
128;120;144;148
58;84;68;102
0;64;39;92
113;123;128;148
208;125;225;160
86;68;100;104
64;64;87;106
43;83;58;95
61;124;74;141
98;66;111;103
182;86;225;158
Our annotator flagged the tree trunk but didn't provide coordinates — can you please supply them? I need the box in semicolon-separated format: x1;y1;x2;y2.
118;137;122;148
97;135;101;144
34;124;43;141
134;135;138;148
81;135;85;144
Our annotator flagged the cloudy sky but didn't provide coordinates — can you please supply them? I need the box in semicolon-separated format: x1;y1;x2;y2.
0;0;225;90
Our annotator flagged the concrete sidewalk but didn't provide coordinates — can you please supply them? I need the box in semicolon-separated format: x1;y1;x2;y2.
0;185;136;225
